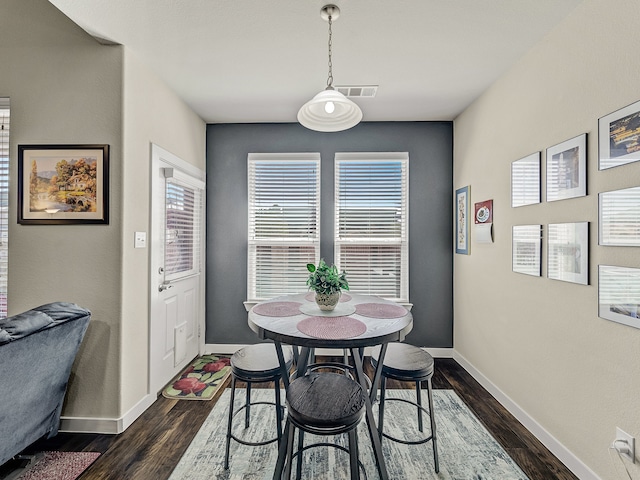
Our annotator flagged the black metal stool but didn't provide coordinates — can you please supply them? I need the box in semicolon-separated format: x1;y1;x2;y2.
279;372;367;480
371;342;439;473
224;343;293;470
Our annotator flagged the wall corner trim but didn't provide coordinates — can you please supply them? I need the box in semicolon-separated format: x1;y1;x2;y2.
59;393;156;435
453;350;602;480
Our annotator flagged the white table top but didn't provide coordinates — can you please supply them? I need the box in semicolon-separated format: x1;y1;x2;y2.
248;292;413;349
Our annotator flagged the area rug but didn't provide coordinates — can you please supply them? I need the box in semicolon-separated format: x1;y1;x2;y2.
168;389;529;479
162;354;232;401
17;451;100;480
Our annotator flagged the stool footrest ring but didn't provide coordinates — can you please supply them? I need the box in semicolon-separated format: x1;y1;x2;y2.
289;442;368;480
229;401;284;447
379;397;434;446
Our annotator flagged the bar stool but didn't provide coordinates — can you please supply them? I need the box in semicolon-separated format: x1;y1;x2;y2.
224;343;293;470
371;342;439;473
280;372;367;480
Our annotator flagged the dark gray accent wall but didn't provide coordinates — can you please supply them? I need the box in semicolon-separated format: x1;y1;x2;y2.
206;122;453;347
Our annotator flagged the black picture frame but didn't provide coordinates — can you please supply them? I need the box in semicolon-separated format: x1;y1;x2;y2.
18;144;109;225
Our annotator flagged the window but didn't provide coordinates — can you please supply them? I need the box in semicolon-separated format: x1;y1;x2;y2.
335;153;409;302
164;173;203;281
0;99;8;318
248;153;320;301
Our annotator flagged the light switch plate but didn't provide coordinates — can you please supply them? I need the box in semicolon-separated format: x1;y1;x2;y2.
134;231;146;248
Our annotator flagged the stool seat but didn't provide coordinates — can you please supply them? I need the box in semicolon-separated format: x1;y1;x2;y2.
231;343;292;380
372;342;434;380
277;372;367;479
287;372;366;429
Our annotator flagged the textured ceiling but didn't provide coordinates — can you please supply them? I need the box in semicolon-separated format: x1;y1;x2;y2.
48;0;583;124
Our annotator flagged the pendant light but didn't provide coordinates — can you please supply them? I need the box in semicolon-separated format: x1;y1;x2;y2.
297;4;363;132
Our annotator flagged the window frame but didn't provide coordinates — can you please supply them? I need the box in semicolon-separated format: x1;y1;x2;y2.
247;153;321;303
334;152;409;303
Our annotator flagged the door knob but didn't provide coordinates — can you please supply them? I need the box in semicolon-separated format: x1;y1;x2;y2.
158;283;173;292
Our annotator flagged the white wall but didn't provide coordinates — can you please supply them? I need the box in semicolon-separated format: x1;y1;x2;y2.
1;0;205;428
454;0;640;478
1;0;124;419
120;50;205;413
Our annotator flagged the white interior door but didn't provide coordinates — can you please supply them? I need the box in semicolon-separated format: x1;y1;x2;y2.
149;144;206;395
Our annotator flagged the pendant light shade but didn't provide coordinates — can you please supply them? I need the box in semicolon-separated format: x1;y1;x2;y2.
297;88;363;132
297;5;363;132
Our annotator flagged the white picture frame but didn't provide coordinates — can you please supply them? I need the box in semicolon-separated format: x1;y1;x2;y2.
599;99;640;170
599;265;640;329
547;222;588;285
512;225;542;276
546;134;587;202
511;152;541;207
599;186;640;246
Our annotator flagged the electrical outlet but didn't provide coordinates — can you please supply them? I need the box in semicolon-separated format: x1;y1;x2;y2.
613;427;635;463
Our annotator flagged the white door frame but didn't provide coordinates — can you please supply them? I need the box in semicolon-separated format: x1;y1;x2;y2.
149;143;206;394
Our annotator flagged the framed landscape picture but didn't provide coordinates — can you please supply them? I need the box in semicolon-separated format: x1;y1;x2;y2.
455;185;470;255
18;144;109;225
599;99;640;170
511;152;541;207
546;134;587;202
512;225;542;276
599;265;640;329
547;222;588;285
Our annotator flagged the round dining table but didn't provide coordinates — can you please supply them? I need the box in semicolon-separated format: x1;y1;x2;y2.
248;291;413;480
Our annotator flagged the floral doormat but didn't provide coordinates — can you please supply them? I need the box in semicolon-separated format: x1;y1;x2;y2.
162;354;232;401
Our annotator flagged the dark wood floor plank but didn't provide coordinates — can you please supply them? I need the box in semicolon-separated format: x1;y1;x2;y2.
11;357;577;480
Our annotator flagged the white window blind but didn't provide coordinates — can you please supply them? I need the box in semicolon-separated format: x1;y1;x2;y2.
0;99;9;318
335;152;409;302
164;175;203;281
248;153;320;301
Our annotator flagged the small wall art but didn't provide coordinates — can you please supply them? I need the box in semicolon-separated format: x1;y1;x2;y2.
511;152;540;207
18;144;109;225
455;185;470;255
599;99;640;170
547;222;589;285
546;133;587;202
474;199;493;244
512;225;542;276
599;265;640;329
599;186;640;246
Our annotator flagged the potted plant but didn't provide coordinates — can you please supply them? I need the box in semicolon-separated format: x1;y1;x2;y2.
306;259;349;311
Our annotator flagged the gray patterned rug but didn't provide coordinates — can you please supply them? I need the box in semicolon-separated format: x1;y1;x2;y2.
169;388;528;480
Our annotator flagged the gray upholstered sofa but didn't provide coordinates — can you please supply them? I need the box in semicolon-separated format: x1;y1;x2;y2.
0;302;91;467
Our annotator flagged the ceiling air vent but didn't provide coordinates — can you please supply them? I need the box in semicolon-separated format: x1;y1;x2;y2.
335;85;378;98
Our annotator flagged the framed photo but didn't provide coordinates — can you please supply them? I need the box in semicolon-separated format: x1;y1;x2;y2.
599;265;640;329
474;199;493;224
512;225;542;276
455;185;470;255
599;99;640;170
547;222;588;285
18;144;109;225
546;133;587;202
511;152;540;207
599;186;640;246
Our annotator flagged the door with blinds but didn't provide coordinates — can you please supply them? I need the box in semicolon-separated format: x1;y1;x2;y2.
149;144;205;395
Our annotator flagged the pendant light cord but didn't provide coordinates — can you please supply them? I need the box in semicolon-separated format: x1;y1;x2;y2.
326;14;334;89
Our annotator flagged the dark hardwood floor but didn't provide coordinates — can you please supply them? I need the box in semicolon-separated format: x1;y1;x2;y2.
15;357;578;480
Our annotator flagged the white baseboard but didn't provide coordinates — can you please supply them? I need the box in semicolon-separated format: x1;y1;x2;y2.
452;350;601;480
59;393;157;435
